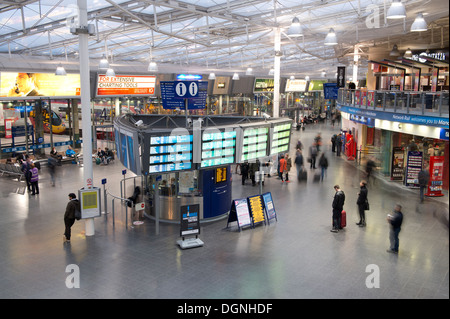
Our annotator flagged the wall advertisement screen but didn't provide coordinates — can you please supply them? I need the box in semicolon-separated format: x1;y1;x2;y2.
96;74;156;96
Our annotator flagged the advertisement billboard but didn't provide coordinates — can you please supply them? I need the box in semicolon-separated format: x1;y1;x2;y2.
96;74;156;97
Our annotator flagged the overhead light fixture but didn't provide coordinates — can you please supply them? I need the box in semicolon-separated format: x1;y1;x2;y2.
386;0;406;19
245;67;253;75
98;54;110;70
287;17;303;37
305;75;310;81
390;44;400;57
55;64;67;76
404;48;412;58
232;72;240;80
148;61;158;72
324;28;338;45
290;75;295;80
268;68;274;76
321;71;327;78
208;73;216;80
411;13;427;32
105;68;116;77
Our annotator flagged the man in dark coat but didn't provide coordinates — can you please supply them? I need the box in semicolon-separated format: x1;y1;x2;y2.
356;180;368;227
331;185;345;233
64;193;80;243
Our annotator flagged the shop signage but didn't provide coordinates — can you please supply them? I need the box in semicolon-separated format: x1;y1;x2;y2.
337;105;449;128
349;114;375;127
391;147;404;181
426;156;445;197
337;67;346;88
439;129;449;141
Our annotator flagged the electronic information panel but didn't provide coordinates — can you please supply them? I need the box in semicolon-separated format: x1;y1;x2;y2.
270;122;292;155
240;127;269;161
201;130;236;168
149;134;193;174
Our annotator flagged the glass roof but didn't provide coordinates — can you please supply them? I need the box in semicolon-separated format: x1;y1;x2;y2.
0;0;448;79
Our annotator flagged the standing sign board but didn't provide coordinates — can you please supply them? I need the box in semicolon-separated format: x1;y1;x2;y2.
391;147;404;181
78;187;101;219
180;204;200;237
247;194;266;227
426;156;444;197
261;192;277;224
227;198;252;231
404;151;423;188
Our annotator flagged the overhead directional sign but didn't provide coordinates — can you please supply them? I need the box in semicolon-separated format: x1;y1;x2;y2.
161;81;208;110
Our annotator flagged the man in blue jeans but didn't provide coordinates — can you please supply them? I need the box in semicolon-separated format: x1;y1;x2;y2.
387;204;404;254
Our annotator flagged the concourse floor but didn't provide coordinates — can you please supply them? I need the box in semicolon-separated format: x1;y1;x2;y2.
0;121;448;299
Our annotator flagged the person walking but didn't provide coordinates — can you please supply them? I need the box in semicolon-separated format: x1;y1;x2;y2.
336;134;342;156
279;154;287;183
309;143;318;169
64;193;80;243
331;185;345;233
21;157;32;191
285;154;292;182
387;204;403;254
29;163;39;195
356;180;368;227
418;165;429;203
318;153;328;181
241;162;249;185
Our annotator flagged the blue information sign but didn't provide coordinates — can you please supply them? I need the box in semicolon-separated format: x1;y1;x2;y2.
323;83;338;99
161;81;208;110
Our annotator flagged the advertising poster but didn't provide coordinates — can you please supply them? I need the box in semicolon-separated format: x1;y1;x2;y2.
391;147;404;181
227;198;252;230
285;79;308;92
96;75;156;96
0;71;80;97
426;156;444;197
247;194;265;225
180;204;200;236
262;192;277;222
405;151;423;188
120;132;128;169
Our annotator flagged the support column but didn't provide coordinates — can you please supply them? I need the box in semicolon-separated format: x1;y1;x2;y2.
273;27;281;118
78;0;94;236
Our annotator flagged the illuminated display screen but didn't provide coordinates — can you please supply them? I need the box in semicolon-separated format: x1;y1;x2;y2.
82;192;98;209
270;123;292;155
149;134;193;173
241;127;269;161
201;130;236;168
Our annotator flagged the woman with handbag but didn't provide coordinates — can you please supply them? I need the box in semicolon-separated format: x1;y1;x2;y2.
356;180;368;227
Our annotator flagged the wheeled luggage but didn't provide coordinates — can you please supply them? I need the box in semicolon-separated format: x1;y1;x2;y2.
298;169;307;181
313;172;321;182
341;210;346;228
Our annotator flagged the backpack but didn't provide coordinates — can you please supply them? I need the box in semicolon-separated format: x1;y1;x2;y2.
74;200;81;220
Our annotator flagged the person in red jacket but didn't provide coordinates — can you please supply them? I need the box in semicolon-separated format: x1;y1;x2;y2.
279;154;287;183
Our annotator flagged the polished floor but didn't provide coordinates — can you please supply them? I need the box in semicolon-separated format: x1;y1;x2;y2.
0;122;448;299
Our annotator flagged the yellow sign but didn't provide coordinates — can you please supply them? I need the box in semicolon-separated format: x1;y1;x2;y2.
248;195;265;224
216;167;227;183
82;191;98;210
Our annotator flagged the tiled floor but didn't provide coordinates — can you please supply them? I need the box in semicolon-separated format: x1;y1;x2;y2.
0;122;448;299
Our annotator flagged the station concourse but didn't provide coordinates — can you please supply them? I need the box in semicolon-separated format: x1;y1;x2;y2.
0;123;448;299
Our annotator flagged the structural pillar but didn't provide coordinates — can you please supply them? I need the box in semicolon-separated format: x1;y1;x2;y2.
273;27;281;118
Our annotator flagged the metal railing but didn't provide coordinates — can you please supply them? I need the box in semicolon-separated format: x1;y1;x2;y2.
338;89;449;116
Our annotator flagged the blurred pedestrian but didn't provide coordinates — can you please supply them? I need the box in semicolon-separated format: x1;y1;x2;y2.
387;204;403;254
241;162;249;185
279;154;287;183
309;143;318;169
365;157;376;182
21;157;32;191
418;164;429;203
64;193;80;243
318;153;328;181
331;185;345;233
356;180;368;227
336;134;342;156
285;154;292;182
30;163;39;195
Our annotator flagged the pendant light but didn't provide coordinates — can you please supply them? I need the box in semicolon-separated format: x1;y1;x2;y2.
98;54;110;70
404;48;412;58
287;17;303;37
105;68;116;77
390;44;400;57
55;64;67;76
411;13;427;32
324;28;338;45
387;0;406;19
245;68;253;76
232;73;240;80
208;73;216;80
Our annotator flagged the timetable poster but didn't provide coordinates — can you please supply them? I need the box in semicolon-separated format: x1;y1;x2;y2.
426;156;444;197
391;147;404;181
405;151;423;188
240;127;269;162
201;129;236;168
148;134;193;174
270;122;292;155
262;192;277;222
247;194;266;226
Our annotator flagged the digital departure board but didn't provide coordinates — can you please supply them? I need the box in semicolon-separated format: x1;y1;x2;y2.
201;130;236;168
241;127;269;161
149;134;193;174
270;122;292;155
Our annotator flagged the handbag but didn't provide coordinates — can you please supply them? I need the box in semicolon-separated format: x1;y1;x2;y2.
364;199;370;211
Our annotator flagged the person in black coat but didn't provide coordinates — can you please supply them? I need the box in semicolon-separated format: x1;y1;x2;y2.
64;193;80;243
331;185;345;232
356;180;368;227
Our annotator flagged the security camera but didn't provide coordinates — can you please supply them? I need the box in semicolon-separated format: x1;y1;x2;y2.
135;120;143;127
262;112;271;119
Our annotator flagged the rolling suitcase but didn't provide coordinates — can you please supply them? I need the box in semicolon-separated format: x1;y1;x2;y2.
298;169;307;182
313;172;321;182
341;210;347;228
